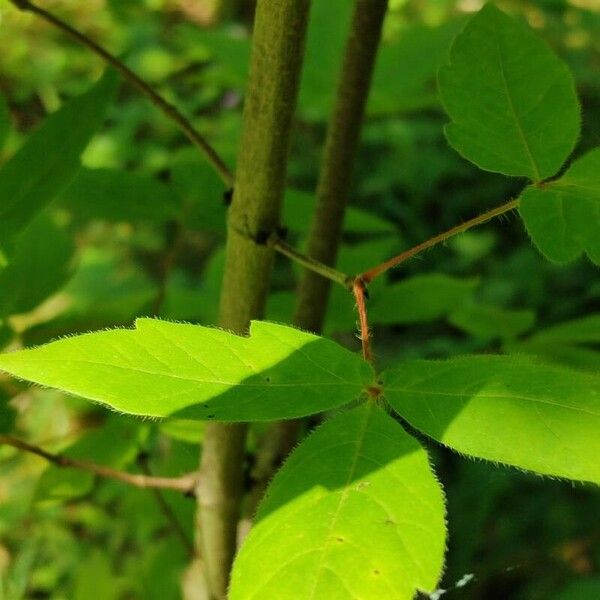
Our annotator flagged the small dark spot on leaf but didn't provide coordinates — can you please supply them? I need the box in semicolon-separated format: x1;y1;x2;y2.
265;376;271;383
336;537;344;543
373;570;380;576
207;414;215;419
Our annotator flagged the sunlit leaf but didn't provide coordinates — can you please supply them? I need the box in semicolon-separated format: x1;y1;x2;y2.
385;355;600;483
230;403;446;599
0;320;372;421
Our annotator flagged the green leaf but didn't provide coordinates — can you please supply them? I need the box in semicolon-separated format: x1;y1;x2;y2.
0;95;10;152
531;314;600;345
230;403;446;599
0;71;118;253
438;4;579;181
385;355;600;483
519;148;600;264
369;274;478;326
0;213;74;317
448;302;535;339
503;314;600;372
285;189;396;236
60;167;181;222
0;320;371;421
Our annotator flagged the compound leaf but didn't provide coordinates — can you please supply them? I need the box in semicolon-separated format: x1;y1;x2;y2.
0;71;117;254
438;4;579;181
0;320;371;421
385;356;600;483
230;403;446;599
519;147;600;264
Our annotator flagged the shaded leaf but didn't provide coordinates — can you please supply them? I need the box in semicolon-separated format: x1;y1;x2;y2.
0;71;118;254
519;148;600;264
61;167;181;222
385;355;600;483
0;213;75;317
369;274;478;326
438;4;579;180
448;302;535;339
0;320;371;421
0;95;10;152
230;403;446;599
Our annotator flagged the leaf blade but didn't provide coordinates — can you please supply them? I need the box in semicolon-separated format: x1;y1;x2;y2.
385;355;600;483
230;403;446;599
519;147;600;264
0;320;371;421
0;71;118;252
438;4;579;180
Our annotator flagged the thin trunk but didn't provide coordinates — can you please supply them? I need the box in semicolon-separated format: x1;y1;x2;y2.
294;0;389;331
196;2;311;598
248;0;389;511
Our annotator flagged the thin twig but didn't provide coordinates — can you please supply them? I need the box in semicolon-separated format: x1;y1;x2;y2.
361;198;520;283
352;278;372;363
270;237;352;289
138;454;196;557
0;435;199;494
10;0;234;186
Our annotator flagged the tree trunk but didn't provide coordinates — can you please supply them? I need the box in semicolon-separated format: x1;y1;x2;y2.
195;2;312;598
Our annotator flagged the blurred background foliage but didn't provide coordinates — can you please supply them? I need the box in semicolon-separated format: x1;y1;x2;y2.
0;0;598;598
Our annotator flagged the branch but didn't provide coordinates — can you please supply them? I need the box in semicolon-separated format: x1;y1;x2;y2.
10;0;234;187
360;198;520;283
271;237;352;289
0;435;199;494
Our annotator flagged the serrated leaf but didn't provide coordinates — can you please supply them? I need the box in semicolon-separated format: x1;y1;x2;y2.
438;4;579;181
0;71;117;253
230;403;446;599
385;355;600;483
519;148;600;264
448;302;535;339
0;320;371;421
61;167;181;222
0;213;74;317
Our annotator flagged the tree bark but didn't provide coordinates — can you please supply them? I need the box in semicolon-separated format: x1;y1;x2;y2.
195;2;311;598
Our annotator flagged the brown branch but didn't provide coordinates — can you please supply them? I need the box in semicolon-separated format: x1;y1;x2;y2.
352;278;372;363
0;435;199;494
361;198;520;283
10;0;234;187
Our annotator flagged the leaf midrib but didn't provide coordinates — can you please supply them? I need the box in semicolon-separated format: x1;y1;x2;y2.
0;356;361;389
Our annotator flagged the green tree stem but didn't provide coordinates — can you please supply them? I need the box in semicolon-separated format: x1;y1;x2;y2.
196;2;311;598
294;0;389;332
248;0;388;514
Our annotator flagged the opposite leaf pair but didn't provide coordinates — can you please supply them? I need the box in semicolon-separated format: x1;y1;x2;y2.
1;318;598;598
